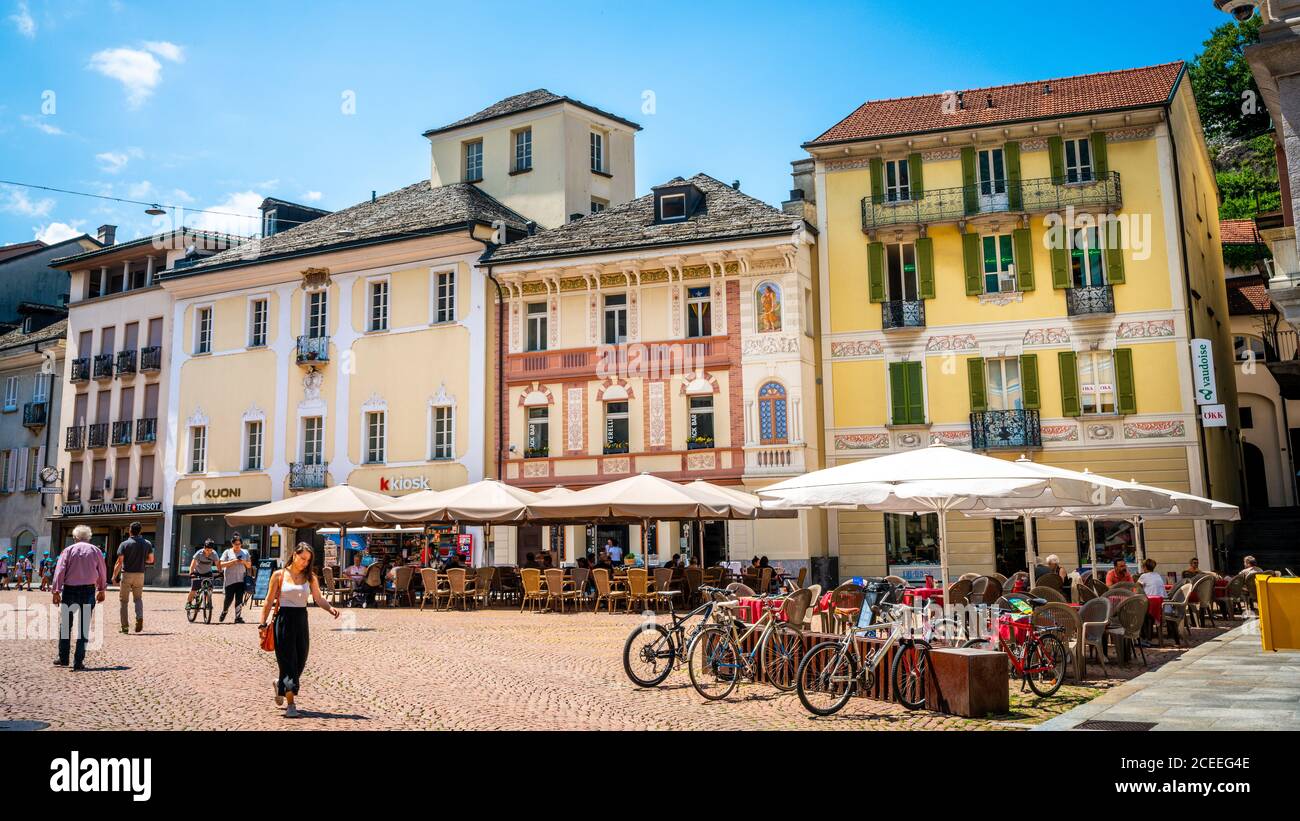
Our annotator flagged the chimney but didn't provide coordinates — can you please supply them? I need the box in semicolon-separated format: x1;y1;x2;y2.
732;180;741;190
97;224;117;246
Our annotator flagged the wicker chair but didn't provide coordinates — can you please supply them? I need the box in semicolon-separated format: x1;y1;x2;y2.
959;572;981;582
989;572;1007;587
946;578;973;607
652;568;674;610
571;567;592;606
1078;597;1112;678
418;568;446;611
361;563;385;607
624;568;653;612
884;574;908;588
544;568;577;613
1029;586;1066;603
1004;571;1029;593
975;576;1004;605
520;568;548;613
473;566;495;608
795;567;809;589
1107;581;1141;594
1032;602;1082;680
825;583;865;634
683;566;703;607
591;568;628;614
446;567;477;610
322;566;345;606
726;582;756;597
804;583;822;619
757;567;774;595
1073;581;1097;604
1108;594;1149;667
496;566;521;604
1190;573;1217;628
1034;572;1063;592
703;567;723;588
1160;582;1193;646
1223;573;1249;617
781;588;814;631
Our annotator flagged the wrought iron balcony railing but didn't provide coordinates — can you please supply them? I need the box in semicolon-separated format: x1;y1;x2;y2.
861;171;1122;231
136;485;153;499
92;353;114;379
65;425;85;451
970;409;1042;451
881;299;926;330
87;422;110;448
1066;284;1115;317
602;443;629;455
140;346;162;371
115;349;137;376
22;401;47;428
70;358;90;382
136;417;158;443
296;335;330;365
111;420;133;446
290;462;328;490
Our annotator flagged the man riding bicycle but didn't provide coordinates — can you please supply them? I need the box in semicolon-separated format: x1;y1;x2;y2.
186;539;222;612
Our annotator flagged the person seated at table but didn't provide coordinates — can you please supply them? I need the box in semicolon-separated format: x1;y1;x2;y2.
343;554;366;586
522;552;542;570
1035;554;1066;583
1137;558;1165;597
687;555;700;568
540;552;554;569
442;552;464;572
1105;559;1134;586
576;557;590;571
750;556;760;569
595;552;614;573
663;555;680;570
1240;555;1265;577
1181;557;1201;580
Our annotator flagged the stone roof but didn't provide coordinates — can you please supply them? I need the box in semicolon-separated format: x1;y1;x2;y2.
0;240;46;264
1220;218;1264;245
52;229;243;267
0;317;66;354
168;181;531;276
1227;275;1272;315
423;88;641;136
807;62;1185;145
486;174;806;264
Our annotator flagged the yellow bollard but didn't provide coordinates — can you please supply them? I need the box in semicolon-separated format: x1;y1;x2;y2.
1256;575;1300;652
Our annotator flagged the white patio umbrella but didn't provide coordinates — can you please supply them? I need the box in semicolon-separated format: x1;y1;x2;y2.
757;444;1105;612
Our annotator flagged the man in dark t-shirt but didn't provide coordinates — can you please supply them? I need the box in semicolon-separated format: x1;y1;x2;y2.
112;522;154;634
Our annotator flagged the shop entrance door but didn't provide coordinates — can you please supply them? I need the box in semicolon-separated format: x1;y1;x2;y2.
516;525;542;566
993;518;1036;578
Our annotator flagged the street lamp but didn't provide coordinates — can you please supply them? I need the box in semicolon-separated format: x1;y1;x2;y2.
1215;0;1259;21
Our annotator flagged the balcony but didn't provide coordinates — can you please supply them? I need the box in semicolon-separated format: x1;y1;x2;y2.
65;426;85;451
92;353;114;379
111;420;133;446
744;443;806;477
970;409;1042;451
137;485;153;499
136;417;158;443
290;462;328;490
139;346;162;372
70;358;90;383
861;171;1122;232
1065;284;1115;317
685;437;715;451
505;336;732;385
115;349;137;377
523;446;550;459
296;335;330;365
113;485;128;501
22;401;47;429
881;299;926;330
87;422;109;449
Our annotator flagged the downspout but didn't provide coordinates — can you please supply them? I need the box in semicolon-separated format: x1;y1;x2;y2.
33;340;55;513
482;261;506;480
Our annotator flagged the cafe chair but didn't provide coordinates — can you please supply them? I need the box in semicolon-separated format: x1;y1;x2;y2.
1077;597;1112;678
1034;572;1062;592
1109;595;1149;667
725;582;756;597
683;566;703;607
625;568;654;612
959;572;981;582
497;566;522;605
591;568;628;614
1028;586;1065;603
1222;573;1249;617
446;567;477;611
946;578;973;608
1032;603;1082;680
419;568;447;611
520;568;548;613
322;566;344;606
781;588;814;631
826;583;865;635
884;575;908;588
1073;581;1097;604
571;567;592;607
795;567;808;589
389;566;415;607
652;568;674;611
1160;583;1194;646
1190;574;1217;628
473;566;495;609
362;563;386;607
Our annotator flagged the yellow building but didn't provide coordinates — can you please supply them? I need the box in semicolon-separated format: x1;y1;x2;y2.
804;62;1242;581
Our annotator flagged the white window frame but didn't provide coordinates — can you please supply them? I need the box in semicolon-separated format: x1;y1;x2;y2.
885;241;919;302
884;159;911;203
985;357;1024;411
981;233;1018;295
590;197;608;214
1069;226;1108;289
590;130;606;173
604;401;629;449
367;276;390;332
188;425;207;474
247;295;269;348
430;405;454;460
2;376;17;411
1063;137;1094;184
658;193;686;222
305;290;329;339
301;416;324;465
432;270;456;324
1078;351;1117;416
464;139;483;182
262;208;278;237
194;305;213;355
525;301;548;352
32;373;48;404
685;286;712;338
513;127;532;172
244;419;264;471
363;410;386;464
603;293;628;345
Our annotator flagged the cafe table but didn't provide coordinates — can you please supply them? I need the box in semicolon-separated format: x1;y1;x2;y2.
736;596;785;624
902;587;944;607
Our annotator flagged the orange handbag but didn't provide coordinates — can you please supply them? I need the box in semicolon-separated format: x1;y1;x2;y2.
259;615;276;652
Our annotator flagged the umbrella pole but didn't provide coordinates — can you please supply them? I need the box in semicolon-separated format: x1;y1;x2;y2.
1024;514;1037;587
937;504;951;623
1132;516;1145;567
1088;516;1098;578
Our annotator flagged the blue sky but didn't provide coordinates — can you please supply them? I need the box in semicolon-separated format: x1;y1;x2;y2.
1;0;1229;247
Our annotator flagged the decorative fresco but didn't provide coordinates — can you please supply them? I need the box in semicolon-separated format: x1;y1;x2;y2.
756;281;782;333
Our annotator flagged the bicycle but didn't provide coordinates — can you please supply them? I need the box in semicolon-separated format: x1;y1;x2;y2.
186;574;217;624
960;599;1067;697
622;587;728;688
685;587;804;700
795;601;932;716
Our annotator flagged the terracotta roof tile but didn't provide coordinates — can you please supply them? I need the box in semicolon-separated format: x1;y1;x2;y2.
1220;218;1264;245
807;62;1185;145
1227;275;1272;315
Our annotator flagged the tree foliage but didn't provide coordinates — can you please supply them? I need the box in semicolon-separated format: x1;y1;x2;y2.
1189;15;1270;144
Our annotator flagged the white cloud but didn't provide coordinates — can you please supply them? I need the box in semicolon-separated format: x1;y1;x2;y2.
302;191;323;202
96;151;129;173
21;114;65;136
1;186;55;218
170;188;195;204
88;43;183;108
35;221;85;244
9;1;35;38
126;180;155;200
191;191;265;236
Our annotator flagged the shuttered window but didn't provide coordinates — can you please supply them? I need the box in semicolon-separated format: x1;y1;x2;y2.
888;361;925;426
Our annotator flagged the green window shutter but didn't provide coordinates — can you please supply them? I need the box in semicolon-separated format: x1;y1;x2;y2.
1115;348;1137;415
905;361;925;425
916;236;935;300
889;363;908;425
868;241;886;303
960;147;978;215
1020;353;1041;410
967;357;987;412
962;232;983;296
1012;226;1035;291
1048;136;1065;184
1058;351;1081;417
1004;141;1023;211
907;152;924;199
1090;131;1109;176
1050;229;1071;289
870;157;884;203
1105;219;1126;284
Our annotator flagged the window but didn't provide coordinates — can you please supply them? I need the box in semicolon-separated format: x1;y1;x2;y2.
32;374;47;404
658;194;686;221
604;401;629;451
248;298;268;347
137;454;154;498
245;420;263;470
195;306;212;354
1240;406;1254;429
687;396;714;447
686;287;712;338
431;407;454;459
526;302;548;352
1063;138;1094;184
590;197;608;214
365;411;386;464
603;294;627;344
262;209;277;237
884;159;910;202
981;234;1017;294
434;271;456;323
307;291;328;338
513;128;532;172
67;461;82;500
1077;351;1116;415
113;456;129;500
886;242;919;301
1234;334;1268;363
90;458;106;501
526;407;549;457
758;382;789;444
1075;520;1135;569
302;417;324;465
189;426;207;474
977;147;1007;197
2;376;16;411
368;279;389;332
1070;226;1106;288
985;358;1023;411
888;361;925;425
885;512;939;567
590;131;605;173
464;140;483;182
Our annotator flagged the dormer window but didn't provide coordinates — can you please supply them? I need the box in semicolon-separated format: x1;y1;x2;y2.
659;194;686;221
652;182;705;224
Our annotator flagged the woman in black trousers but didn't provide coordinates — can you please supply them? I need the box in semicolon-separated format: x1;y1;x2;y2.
259;543;338;717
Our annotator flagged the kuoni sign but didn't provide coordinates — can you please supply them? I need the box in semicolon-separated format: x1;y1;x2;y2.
1190;339;1219;405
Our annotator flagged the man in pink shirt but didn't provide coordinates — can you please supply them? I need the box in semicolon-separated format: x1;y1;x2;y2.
51;525;107;670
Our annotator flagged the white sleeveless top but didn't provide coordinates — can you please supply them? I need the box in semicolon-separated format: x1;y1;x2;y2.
280;572;310;608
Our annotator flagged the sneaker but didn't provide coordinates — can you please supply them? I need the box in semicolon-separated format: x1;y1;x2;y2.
135;620;143;633
71;664;87;672
219;610;228;623
284;704;299;718
120;625;129;634
234;617;246;624
53;658;68;667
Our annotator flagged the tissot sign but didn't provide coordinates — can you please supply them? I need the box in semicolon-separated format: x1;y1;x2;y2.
59;501;163;516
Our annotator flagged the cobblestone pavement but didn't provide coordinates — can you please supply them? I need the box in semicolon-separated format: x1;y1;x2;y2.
0;590;1233;731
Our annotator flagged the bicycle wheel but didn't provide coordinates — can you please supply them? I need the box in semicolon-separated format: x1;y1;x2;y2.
890;640;931;711
1024;633;1067;697
960;637;992;650
622;622;676;688
796;641;857;716
186;593;198;623
202;589;213;624
686;627;740;701
760;625;803;692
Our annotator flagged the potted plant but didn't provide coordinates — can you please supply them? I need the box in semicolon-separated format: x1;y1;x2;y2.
686;434;715;450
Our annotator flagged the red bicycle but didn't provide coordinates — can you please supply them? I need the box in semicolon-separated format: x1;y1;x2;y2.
961;603;1067;697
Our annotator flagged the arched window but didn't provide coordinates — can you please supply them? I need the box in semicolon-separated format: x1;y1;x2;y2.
14;530;35;561
758;382;788;444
